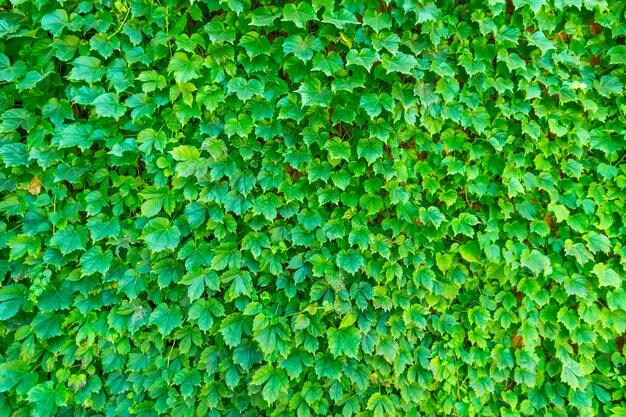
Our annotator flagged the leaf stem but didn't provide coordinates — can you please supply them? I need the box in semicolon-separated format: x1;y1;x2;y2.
109;5;131;39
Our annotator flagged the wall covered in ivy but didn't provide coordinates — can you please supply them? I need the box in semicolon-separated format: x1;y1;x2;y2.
0;0;625;416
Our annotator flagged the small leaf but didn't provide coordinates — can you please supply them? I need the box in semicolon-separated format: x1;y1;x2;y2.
142;218;181;252
150;305;183;336
336;249;364;274
328;326;361;358
592;264;621;288
80;246;113;275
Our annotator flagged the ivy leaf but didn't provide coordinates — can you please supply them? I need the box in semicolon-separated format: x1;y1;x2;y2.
360;93;393;118
227;77;264;102
26;382;58;417
528;31;555;54
607;45;626;65
328;326;361;358
0;53;27;82
419;206;445;228
564;241;594;266
283;34;324;62
150;305;183;336
239;32;271;57
586;232;611;254
381;52;417;75
459;241;481;263
251;365;289;404
93;93;126;119
141;218;181;252
357;137;383;164
168;52;202;83
41;10;68;36
0;285;28;320
50;227;87;255
346;49;380;71
79;246;113;275
436;77;460;102
31;312;63;339
336;249;364;274
250;7;282;26
367;393;396;417
189;299;223;331
561;360;585;390
69;56;105;83
520;249;552;276
362;10;391;33
224;114;254;138
297;78;331;107
312;51;343;76
0;360;30;392
592;264;621;288
282;3;316;28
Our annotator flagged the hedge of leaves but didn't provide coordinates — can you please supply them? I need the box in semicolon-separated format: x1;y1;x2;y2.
1;0;626;416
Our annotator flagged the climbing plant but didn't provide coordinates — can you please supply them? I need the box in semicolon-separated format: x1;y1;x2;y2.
0;0;625;416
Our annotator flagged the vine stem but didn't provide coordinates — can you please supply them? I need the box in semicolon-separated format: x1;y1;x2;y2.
109;5;131;38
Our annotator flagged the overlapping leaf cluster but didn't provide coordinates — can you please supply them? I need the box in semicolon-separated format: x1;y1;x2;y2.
1;0;626;415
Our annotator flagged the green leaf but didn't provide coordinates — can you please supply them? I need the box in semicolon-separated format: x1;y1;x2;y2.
561;360;585;390
362;10;391;33
586;232;611;254
251;365;289;404
419;206;446;228
336;249;364;274
314;353;343;379
283;34;324;62
607;45;626;65
189;299;223;331
43;98;74;126
359;93;393;118
367;393;396;417
27;382;58;417
224;114;254;138
346;49;380;71
520;249;552;276
41;10;68;36
564;241;594;266
150;305;183;336
93;93;126;119
328;326;361;358
0;360;30;392
528;31;555;54
227;77;264;101
0;53;27;82
0;284;28;320
69;56;105;83
50;227;87;255
297;78;332;107
359;193;384;215
592;263;621;288
459;241;481;263
168;52;202;83
381;52;417;75
141;218;181;252
436;77;460;102
357;137;383;164
239;32;271;57
250;7;282;26
80;246;113;275
312;51;343;76
31;312;63;339
282;2;316;28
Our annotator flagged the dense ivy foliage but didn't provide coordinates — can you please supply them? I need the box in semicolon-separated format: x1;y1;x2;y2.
1;0;626;415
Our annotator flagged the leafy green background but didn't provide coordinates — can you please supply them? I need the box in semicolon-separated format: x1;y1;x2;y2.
1;0;626;416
